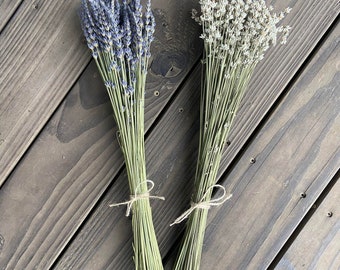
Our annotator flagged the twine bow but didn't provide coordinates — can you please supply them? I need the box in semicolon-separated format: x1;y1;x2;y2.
170;184;232;226
109;180;165;217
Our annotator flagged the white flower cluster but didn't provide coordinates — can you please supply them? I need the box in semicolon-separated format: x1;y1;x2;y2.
193;0;291;65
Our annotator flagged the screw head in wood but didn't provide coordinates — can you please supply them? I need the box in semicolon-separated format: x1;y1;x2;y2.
250;157;256;164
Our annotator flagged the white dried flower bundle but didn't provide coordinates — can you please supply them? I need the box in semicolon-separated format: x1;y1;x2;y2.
80;1;164;269
194;0;291;63
173;1;290;269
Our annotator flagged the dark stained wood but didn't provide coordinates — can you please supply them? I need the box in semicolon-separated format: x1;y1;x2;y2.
1;0;339;269
0;0;91;186
53;1;339;269
0;0;22;33
275;176;339;270
217;0;340;180
0;0;201;269
199;22;340;270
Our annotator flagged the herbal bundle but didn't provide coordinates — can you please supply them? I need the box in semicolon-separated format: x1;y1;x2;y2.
80;1;164;269
173;1;290;269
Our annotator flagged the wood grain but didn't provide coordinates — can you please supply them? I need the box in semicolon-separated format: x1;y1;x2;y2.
199;22;340;270
217;0;340;179
0;0;201;269
53;1;339;269
0;0;22;33
275;176;339;270
0;0;91;187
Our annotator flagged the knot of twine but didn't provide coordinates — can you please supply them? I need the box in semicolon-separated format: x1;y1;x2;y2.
170;184;232;226
109;180;165;217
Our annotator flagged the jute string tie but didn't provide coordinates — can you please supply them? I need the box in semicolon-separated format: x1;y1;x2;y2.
109;180;165;217
170;184;232;226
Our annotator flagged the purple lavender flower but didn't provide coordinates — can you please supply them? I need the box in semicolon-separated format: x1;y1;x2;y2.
144;0;155;45
80;0;156;94
122;1;133;61
128;0;144;56
126;85;135;95
104;80;116;88
80;1;98;57
121;79;128;88
80;0;155;63
109;60;121;71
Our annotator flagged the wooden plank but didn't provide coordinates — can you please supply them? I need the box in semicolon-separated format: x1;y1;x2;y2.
275;176;340;270
53;1;339;269
0;0;91;186
0;0;201;269
199;22;340;270
217;0;340;178
0;0;22;33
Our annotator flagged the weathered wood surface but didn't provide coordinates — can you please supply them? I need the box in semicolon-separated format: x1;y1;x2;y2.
0;0;339;270
53;1;339;269
0;0;22;33
275;176;339;270
199;22;340;270
217;0;340;179
0;0;90;186
0;0;201;269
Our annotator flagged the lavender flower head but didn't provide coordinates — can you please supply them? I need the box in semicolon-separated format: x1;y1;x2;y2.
80;0;155;74
193;0;291;65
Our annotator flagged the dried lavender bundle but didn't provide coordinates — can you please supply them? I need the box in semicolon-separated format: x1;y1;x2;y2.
173;1;290;269
80;1;164;269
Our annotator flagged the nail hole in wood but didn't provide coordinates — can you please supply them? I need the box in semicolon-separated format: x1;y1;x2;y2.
300;192;306;198
327;212;333;217
226;141;231;146
250;157;256;164
154;91;159;97
178;108;184;113
33;3;39;9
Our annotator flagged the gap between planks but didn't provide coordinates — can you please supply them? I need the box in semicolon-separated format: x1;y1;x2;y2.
0;0;23;33
270;170;339;269
0;0;92;187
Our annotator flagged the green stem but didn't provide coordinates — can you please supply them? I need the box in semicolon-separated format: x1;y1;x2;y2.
174;208;209;270
173;43;255;270
174;131;223;270
132;199;163;270
96;50;163;270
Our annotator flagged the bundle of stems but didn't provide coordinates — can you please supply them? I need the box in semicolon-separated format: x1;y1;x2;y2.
80;0;163;269
173;1;290;269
